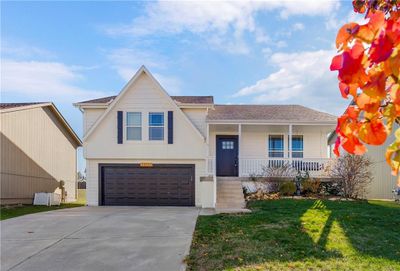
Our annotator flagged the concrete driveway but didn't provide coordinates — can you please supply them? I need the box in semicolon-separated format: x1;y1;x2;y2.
1;206;199;271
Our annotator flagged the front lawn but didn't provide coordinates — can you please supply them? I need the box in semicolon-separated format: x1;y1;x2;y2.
187;199;400;271
0;189;86;220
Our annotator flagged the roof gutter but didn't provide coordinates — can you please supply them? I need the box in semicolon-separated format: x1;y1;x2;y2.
206;120;337;125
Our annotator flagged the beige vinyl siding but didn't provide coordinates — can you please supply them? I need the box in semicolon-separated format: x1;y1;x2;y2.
84;73;207;160
328;132;397;199
181;108;208;137
86;159;206;207
1;107;78;204
365;132;397;199
83;72;208;206
83;108;105;136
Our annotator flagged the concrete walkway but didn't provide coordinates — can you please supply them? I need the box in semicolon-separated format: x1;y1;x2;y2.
1;206;199;271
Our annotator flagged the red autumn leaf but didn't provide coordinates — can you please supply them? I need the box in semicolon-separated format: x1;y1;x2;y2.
362;71;387;99
355;24;375;42
355;94;375;111
369;31;394;63
386;14;400;44
366;10;385;34
336;22;359;49
359;119;387;145
341;134;367;155
334;137;341;156
332;2;399;176
339;82;359;98
346;106;360;120
356;93;381;113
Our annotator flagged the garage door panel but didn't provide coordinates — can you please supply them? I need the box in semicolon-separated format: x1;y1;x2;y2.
100;164;195;206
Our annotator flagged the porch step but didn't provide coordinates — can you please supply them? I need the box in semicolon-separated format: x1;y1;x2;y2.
216;178;247;211
217;177;243;182
216;192;244;198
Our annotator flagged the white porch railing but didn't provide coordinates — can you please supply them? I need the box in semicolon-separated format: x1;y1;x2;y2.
206;157;331;178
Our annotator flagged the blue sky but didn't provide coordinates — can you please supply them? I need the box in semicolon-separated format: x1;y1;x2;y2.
1;1;358;172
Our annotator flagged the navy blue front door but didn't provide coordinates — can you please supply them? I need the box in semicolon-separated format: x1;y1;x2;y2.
216;135;238;176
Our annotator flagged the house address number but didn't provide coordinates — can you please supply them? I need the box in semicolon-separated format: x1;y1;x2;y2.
140;162;153;168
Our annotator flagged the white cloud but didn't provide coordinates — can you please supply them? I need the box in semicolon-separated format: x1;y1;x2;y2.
105;0;340;54
106;47;182;94
1;59;106;102
325;9;367;31
233;49;348;115
262;47;273;58
292;22;305;31
153;73;182;95
275;40;287;48
1;40;55;59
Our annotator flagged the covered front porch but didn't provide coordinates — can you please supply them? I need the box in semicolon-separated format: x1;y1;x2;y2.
205;123;334;178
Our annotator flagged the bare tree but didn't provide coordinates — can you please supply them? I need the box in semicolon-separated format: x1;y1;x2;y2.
329;154;372;199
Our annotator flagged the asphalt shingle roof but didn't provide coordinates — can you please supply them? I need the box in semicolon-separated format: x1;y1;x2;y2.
76;95;336;123
207;105;337;123
77;95;213;104
0;102;48;110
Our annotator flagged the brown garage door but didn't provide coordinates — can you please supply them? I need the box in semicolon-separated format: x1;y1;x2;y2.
99;164;195;206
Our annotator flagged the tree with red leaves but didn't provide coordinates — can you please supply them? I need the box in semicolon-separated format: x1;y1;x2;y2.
330;0;400;183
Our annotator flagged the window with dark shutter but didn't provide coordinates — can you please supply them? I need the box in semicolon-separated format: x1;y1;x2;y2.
168;111;173;144
117;111;123;144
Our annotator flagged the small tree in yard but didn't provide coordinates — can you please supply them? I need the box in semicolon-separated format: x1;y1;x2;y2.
330;1;400;184
330;154;373;198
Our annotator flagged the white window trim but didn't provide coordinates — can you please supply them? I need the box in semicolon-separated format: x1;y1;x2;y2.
267;134;285;158
148;112;165;141
290;135;304;158
126;112;142;141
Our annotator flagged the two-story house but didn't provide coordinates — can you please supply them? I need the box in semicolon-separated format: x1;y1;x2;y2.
74;66;336;209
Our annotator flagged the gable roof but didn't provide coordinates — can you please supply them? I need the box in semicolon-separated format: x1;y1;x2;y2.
0;102;48;110
82;65;206;142
1;102;82;147
207;105;337;124
76;95;214;105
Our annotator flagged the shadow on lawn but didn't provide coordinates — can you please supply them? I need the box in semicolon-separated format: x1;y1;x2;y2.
319;200;400;261
187;199;400;271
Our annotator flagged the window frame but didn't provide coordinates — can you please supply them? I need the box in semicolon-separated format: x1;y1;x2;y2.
290;135;304;158
148;112;165;141
268;134;284;158
126;112;142;141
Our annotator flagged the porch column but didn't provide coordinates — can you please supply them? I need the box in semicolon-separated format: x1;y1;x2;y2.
238;124;242;177
288;124;293;162
206;123;210;175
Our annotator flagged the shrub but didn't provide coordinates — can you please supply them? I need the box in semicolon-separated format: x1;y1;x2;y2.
329;154;372;199
242;181;280;194
262;163;297;178
279;182;296;196
319;181;341;196
301;179;321;195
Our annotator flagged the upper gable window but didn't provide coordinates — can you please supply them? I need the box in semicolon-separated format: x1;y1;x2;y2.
126;112;142;141
149;112;164;141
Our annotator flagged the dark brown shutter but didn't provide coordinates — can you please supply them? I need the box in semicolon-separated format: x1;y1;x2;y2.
117;111;123;144
168;111;173;144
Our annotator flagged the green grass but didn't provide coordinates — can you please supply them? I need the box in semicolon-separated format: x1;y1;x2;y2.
0;189;86;220
187;199;400;271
